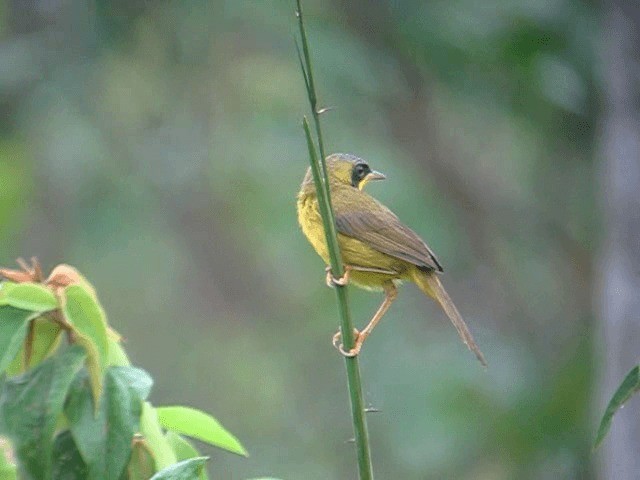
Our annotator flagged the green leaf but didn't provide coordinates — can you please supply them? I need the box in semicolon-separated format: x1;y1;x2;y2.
0;345;86;480
0;306;32;375
594;365;640;448
65;367;151;480
140;402;177;469
106;336;130;367
113;366;153;401
127;438;156;480
156;406;247;457
149;457;209;480
165;431;201;461
165;432;208;480
25;317;62;369
52;430;88;480
63;285;109;404
3;315;62;377
0;283;57;312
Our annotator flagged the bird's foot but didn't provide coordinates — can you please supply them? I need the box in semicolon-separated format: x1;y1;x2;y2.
325;265;352;288
332;328;361;357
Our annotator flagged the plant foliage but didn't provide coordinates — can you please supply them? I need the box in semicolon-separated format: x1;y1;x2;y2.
595;365;640;449
0;260;249;479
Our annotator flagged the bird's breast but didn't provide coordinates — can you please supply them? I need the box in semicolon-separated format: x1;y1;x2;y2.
297;193;330;263
297;189;411;290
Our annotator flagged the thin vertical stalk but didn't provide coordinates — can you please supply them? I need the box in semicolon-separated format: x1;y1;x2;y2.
296;1;374;478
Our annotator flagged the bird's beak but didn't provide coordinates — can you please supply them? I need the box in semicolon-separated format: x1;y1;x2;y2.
359;170;386;190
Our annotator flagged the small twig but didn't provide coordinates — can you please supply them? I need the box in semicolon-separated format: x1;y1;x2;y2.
49;310;76;344
24;319;36;369
15;257;30;272
32;257;43;282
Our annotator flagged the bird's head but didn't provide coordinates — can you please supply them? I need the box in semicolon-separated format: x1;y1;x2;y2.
325;153;386;190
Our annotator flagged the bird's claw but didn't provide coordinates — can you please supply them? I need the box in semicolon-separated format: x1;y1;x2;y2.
332;328;361;357
325;265;351;288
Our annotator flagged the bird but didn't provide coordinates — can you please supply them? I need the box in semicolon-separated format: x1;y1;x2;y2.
297;153;486;366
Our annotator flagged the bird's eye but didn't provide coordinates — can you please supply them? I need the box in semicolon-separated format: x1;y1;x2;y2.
355;163;368;179
351;162;370;187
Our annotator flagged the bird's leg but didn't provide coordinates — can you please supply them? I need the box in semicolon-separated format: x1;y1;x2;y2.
325;265;352;287
333;283;398;357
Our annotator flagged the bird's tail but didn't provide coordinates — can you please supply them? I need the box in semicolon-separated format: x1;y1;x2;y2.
413;270;487;367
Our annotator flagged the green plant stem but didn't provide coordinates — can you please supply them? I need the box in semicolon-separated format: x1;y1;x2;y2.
297;1;374;477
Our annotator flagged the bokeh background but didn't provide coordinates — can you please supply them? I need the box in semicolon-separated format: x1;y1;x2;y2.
2;0;639;478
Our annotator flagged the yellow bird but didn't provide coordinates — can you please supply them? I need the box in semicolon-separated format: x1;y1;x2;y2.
297;153;486;366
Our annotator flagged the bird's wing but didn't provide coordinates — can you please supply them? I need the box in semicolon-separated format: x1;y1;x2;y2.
333;192;443;272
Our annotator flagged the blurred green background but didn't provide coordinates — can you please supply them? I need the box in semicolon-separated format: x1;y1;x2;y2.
0;0;613;478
